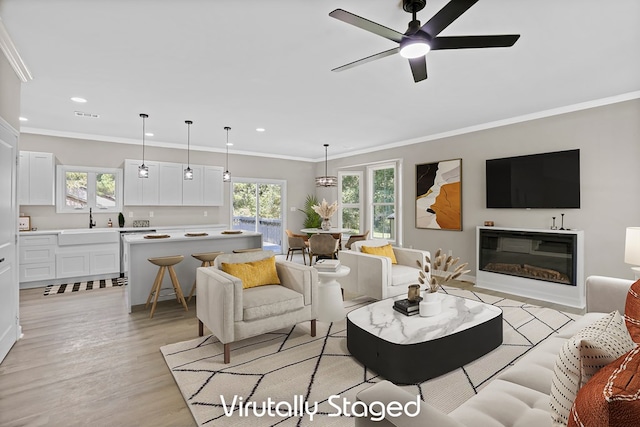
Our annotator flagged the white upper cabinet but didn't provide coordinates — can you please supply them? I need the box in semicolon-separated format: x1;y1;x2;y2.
19;151;55;205
203;166;224;206
182;164;204;206
124;159;159;205
124;159;222;206
158;162;183;205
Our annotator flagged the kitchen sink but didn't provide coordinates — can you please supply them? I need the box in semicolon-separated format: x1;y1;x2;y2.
58;229;120;245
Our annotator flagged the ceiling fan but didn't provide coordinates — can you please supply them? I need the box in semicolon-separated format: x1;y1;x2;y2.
329;0;520;82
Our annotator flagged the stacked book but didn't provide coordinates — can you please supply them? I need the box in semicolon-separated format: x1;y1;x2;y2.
314;259;341;272
393;298;422;316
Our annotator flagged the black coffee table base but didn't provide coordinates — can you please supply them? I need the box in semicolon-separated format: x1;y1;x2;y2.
347;313;503;384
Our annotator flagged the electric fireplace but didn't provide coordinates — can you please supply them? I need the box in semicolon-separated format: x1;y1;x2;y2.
476;227;585;308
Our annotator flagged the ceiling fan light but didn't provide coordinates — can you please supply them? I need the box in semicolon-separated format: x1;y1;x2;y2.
399;40;430;58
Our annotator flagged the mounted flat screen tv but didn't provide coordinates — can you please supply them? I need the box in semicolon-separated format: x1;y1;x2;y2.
486;149;580;209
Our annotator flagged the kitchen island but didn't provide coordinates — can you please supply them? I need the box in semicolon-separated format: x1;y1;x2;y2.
123;230;262;311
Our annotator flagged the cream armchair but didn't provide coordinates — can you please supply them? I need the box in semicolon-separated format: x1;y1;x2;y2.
338;239;430;300
196;250;318;363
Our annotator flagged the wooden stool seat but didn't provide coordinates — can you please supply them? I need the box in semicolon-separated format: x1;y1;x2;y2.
187;251;223;302
145;255;188;318
148;255;184;267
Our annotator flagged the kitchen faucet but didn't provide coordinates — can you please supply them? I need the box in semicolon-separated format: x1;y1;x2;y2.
89;207;96;229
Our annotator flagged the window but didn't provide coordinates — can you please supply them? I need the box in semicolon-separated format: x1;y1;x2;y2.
56;166;123;213
231;177;286;254
338;171;363;233
368;163;397;242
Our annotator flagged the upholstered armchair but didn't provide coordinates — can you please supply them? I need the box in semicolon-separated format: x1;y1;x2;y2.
196;250;318;363
338;239;430;300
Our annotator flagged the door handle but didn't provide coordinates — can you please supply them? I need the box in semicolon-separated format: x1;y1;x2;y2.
0;258;4;263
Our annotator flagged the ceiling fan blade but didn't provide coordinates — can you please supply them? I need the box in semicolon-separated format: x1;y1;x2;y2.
332;47;400;72
421;0;479;37
431;35;520;50
408;57;427;82
329;9;404;43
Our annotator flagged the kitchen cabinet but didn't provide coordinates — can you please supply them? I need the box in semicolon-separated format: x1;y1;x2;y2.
203;165;224;206
124;159;223;206
182;164;203;205
19;233;56;282
56;230;120;280
19;151;55;205
158;162;183;205
123;159;159;205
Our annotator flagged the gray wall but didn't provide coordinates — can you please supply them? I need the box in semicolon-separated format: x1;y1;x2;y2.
327;99;640;282
18;134;317;232
19;99;640;282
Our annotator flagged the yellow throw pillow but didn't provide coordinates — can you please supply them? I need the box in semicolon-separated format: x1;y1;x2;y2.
221;256;281;289
361;243;397;264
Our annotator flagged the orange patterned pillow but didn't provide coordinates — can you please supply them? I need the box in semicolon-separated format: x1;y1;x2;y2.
568;346;640;427
625;279;640;343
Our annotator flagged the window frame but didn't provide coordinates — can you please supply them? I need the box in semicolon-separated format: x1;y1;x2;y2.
56;165;123;214
338;171;363;233
367;162;400;244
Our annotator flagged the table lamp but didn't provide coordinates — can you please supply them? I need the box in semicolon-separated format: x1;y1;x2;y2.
624;227;640;280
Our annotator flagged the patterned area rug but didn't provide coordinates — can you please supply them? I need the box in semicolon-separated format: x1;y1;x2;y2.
43;277;126;295
160;285;580;426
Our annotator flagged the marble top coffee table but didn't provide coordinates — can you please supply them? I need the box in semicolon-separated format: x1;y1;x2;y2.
347;293;503;384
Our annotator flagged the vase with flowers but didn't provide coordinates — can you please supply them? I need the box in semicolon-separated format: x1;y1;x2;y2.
312;199;338;231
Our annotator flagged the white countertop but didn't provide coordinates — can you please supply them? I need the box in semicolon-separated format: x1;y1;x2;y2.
122;230;261;244
19;224;228;235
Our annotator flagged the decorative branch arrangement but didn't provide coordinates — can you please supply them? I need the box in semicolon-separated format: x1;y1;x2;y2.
418;248;470;293
312;198;338;219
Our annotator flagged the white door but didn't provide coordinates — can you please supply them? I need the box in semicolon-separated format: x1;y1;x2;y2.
0;121;19;363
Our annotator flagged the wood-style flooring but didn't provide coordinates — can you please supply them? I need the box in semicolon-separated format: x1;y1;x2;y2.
0;253;583;426
0;286;198;427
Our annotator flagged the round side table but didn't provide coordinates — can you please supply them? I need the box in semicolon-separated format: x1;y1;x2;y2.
315;265;350;323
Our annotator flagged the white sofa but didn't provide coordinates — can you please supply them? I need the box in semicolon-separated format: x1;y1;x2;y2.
338;239;430;300
354;275;635;427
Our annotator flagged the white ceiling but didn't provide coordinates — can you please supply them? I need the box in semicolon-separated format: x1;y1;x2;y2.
2;0;639;162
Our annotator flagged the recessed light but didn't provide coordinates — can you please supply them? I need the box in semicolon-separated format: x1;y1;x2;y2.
256;128;265;132
70;97;87;103
145;132;154;137
19;117;28;122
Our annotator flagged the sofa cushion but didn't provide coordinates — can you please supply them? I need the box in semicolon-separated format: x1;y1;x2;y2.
449;378;552;427
624;279;640;343
389;264;419;287
568;346;640;427
221;256;281;289
242;285;304;321
550;311;636;426
361;243;397;264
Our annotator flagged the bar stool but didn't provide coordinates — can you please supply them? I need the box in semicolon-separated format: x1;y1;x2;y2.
232;247;262;253
187;251;223;302
146;255;188;318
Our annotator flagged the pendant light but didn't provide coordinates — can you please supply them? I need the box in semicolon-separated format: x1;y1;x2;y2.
183;120;193;180
315;143;337;187
138;113;149;178
223;126;231;182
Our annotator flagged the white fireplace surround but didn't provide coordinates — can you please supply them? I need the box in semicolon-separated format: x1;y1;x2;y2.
475;226;585;308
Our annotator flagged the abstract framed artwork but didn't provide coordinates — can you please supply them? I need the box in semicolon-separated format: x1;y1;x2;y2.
416;159;462;231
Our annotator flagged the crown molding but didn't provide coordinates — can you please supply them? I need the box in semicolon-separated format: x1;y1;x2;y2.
0;17;32;82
